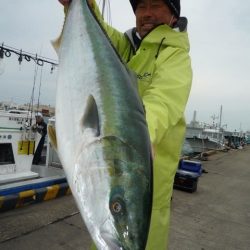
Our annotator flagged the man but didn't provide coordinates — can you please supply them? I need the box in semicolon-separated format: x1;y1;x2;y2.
32;113;47;165
56;0;192;249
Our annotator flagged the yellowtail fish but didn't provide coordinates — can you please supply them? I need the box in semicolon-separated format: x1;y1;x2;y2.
55;0;152;249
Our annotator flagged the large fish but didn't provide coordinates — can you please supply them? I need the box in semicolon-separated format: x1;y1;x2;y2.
55;0;152;249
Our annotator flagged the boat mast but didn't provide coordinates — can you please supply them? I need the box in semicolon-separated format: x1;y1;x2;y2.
219;105;223;130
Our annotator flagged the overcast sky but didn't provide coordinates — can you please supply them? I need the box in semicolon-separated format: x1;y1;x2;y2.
0;0;250;132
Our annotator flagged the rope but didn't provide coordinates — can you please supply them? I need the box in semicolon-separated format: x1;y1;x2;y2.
36;65;44;114
27;63;39;126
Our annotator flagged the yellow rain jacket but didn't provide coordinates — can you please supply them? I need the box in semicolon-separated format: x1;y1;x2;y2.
57;2;192;249
89;3;192;249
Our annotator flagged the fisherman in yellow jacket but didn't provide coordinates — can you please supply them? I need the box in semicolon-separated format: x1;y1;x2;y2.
57;0;192;249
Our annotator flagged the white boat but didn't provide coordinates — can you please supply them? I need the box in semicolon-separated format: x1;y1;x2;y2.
184;125;225;155
0;110;41;184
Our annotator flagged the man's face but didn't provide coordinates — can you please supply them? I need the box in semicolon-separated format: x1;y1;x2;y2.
135;0;177;38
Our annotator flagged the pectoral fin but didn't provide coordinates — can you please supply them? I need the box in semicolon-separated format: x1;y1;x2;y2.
82;95;100;137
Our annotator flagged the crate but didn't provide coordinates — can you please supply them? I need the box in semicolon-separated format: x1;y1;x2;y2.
174;169;199;193
179;160;202;176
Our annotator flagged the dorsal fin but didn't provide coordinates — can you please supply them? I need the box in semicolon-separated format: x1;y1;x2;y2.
82;95;100;137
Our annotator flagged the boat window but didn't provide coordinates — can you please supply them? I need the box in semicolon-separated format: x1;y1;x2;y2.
0;143;15;165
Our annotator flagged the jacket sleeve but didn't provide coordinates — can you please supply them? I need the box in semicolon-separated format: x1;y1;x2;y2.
142;48;192;145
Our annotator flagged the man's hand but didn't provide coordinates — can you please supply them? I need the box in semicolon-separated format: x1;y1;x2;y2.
58;0;93;7
58;0;71;6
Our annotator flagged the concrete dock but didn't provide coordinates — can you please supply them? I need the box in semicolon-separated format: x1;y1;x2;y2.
0;146;250;250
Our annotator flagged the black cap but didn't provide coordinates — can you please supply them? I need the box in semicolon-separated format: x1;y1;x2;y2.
129;0;181;18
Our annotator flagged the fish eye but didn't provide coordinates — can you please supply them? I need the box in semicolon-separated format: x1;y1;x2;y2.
112;201;122;213
109;197;126;216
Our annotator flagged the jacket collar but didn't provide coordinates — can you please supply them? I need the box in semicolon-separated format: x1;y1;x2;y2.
125;22;190;53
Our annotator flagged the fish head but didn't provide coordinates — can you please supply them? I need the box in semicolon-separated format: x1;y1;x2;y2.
73;134;151;250
99;136;152;250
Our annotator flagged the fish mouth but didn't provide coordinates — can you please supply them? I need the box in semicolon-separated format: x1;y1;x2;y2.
101;232;123;250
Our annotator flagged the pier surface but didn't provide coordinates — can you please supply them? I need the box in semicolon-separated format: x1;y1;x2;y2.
1;146;250;250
